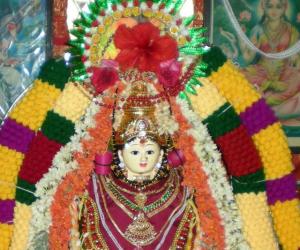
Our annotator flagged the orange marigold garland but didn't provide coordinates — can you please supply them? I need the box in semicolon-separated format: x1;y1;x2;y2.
49;96;114;249
170;97;225;250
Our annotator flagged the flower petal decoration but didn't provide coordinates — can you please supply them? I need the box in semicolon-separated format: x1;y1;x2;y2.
91;63;119;94
114;22;178;73
157;59;182;89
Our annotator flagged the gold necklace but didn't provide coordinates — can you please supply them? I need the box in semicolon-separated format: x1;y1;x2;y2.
98;177;187;247
112;165;169;191
100;172;180;218
106;169;175;196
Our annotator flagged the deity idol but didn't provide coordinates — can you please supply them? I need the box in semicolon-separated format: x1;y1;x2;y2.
2;0;299;250
76;82;200;249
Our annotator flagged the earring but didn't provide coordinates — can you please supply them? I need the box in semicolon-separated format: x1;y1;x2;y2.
119;161;125;169
155;161;162;169
122;168;128;178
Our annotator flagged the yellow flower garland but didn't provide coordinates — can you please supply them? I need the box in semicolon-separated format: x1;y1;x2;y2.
10;202;32;250
235;193;278;250
204;60;300;249
0;146;24;199
0;223;14;249
271;199;300;250
208;62;260;114
253;123;293;180
4;79;61;249
53;83;91;123
9;80;61;131
189;78;226;119
189;76;277;249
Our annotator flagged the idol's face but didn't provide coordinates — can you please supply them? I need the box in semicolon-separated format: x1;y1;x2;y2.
118;138;163;180
264;0;286;21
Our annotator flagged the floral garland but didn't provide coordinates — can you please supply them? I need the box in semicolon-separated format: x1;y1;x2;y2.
27;100;98;248
48;91;114;249
170;97;225;249
176;97;249;249
189;77;279;249
9;202;32;250
186;51;300;250
208;61;300;250
0;64;65;249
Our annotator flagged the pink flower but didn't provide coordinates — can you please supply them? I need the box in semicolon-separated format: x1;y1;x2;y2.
157;59;182;89
91;61;119;94
239;11;251;21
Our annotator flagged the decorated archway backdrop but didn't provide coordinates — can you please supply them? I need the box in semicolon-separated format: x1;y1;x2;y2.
0;0;299;250
0;53;299;249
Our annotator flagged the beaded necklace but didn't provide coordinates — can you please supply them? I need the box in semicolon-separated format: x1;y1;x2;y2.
107;169;175;196
97;174;188;248
100;171;179;218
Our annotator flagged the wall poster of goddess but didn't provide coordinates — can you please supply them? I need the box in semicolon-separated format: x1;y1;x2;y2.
208;0;300;137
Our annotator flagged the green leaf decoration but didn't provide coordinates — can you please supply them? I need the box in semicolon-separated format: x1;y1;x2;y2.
79;12;93;26
183;15;195;26
189;27;207;35
188;77;202;87
88;2;100;15
193;69;207;78
195;62;208;70
185;83;197;95
178;91;190;103
179;46;207;55
71;61;85;70
181;38;208;48
69;47;83;56
70;74;89;82
70;29;85;39
95;0;108;9
162;0;174;8
173;0;183;13
68;40;84;49
73;67;87;74
73;19;90;28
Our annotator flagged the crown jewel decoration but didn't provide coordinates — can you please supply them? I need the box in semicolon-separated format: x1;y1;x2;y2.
68;0;210;100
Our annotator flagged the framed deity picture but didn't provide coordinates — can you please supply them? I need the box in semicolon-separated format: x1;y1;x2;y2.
205;0;300;140
204;0;300;185
0;0;51;122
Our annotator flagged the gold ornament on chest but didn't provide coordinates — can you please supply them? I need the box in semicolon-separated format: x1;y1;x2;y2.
124;212;157;247
124;192;156;246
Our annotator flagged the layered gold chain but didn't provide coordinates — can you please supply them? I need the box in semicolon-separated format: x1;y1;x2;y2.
100;170;179;219
97;174;186;247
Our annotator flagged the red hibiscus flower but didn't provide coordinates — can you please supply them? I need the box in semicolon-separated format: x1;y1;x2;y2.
157;59;182;88
91;60;119;94
114;22;178;73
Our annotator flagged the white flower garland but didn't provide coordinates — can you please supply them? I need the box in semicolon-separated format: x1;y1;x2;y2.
26;87;248;249
27;100;100;249
176;97;249;250
155;101;179;136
